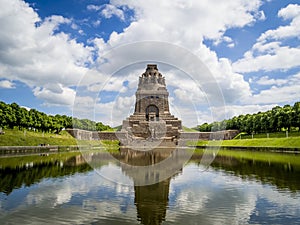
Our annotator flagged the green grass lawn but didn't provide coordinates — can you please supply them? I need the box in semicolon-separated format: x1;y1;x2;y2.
0;129;78;146
182;126;199;132
0;129;120;149
192;136;300;148
237;131;300;139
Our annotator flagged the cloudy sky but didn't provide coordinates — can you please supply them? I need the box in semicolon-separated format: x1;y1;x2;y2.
0;0;299;127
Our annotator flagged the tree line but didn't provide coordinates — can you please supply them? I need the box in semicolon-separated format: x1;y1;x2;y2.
0;101;112;133
197;102;300;134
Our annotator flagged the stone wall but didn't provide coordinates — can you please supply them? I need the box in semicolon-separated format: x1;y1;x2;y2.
179;132;210;140
223;130;240;140
179;130;239;140
66;129;239;141
97;132;126;140
0;145;58;155
66;129;93;140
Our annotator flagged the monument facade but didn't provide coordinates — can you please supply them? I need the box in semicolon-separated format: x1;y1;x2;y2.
121;64;182;146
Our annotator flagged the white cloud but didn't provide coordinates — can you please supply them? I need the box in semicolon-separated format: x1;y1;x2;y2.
87;4;101;11
253;41;281;54
233;45;300;73
78;29;85;35
222;104;278;119
0;0;92;107
213;35;235;47
33;85;76;106
227;43;235;48
93;20;101;27
98;1;253;57
0;80;15;88
101;4;125;21
242;72;300;105
111;0;262;41
87;3;125;21
278;4;300;20
102;95;136;126
250;84;300;105
258;4;300;42
233;4;300;73
256;76;287;86
257;10;266;21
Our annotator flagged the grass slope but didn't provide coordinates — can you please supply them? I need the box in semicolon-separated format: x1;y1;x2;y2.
0;129;120;148
222;137;300;148
192;136;300;148
182;126;198;132
0;129;78;146
237;131;300;139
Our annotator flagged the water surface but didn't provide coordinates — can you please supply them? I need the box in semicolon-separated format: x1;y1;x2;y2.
0;149;300;224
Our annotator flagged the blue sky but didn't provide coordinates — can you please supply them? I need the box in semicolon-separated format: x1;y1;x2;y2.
0;0;299;127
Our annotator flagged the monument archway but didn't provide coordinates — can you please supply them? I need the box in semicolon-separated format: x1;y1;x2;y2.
146;105;159;121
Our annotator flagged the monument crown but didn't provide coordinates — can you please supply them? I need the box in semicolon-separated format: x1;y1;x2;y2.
138;64;166;90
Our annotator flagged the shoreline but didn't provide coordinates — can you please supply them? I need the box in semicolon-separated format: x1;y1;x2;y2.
0;145;103;156
191;145;300;153
1;143;300;156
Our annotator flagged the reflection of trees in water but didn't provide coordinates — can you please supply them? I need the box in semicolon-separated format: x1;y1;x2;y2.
200;154;300;193
0;155;93;195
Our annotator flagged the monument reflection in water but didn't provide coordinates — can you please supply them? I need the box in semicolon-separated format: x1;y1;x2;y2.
120;148;182;225
90;147;189;225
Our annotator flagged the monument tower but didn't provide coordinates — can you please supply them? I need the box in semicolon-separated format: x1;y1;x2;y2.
121;64;182;146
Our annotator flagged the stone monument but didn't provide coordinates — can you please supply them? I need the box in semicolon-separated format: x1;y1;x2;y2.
120;64;182;147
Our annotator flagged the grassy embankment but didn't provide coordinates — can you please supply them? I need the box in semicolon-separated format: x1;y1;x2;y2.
0;129;118;147
192;131;300;148
182;126;198;132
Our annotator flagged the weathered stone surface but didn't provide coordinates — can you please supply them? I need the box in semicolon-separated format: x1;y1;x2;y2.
120;64;182;145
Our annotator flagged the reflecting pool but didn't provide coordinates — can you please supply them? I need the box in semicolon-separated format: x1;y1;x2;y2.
0;149;300;224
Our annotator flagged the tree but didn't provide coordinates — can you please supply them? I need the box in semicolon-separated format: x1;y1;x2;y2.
4;104;16;129
293;102;300;131
0;101;112;132
281;105;293;131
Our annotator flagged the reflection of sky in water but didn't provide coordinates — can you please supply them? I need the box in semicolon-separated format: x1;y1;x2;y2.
1;163;300;224
167;163;300;224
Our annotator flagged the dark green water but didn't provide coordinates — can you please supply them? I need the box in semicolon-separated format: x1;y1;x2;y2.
0;149;300;224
